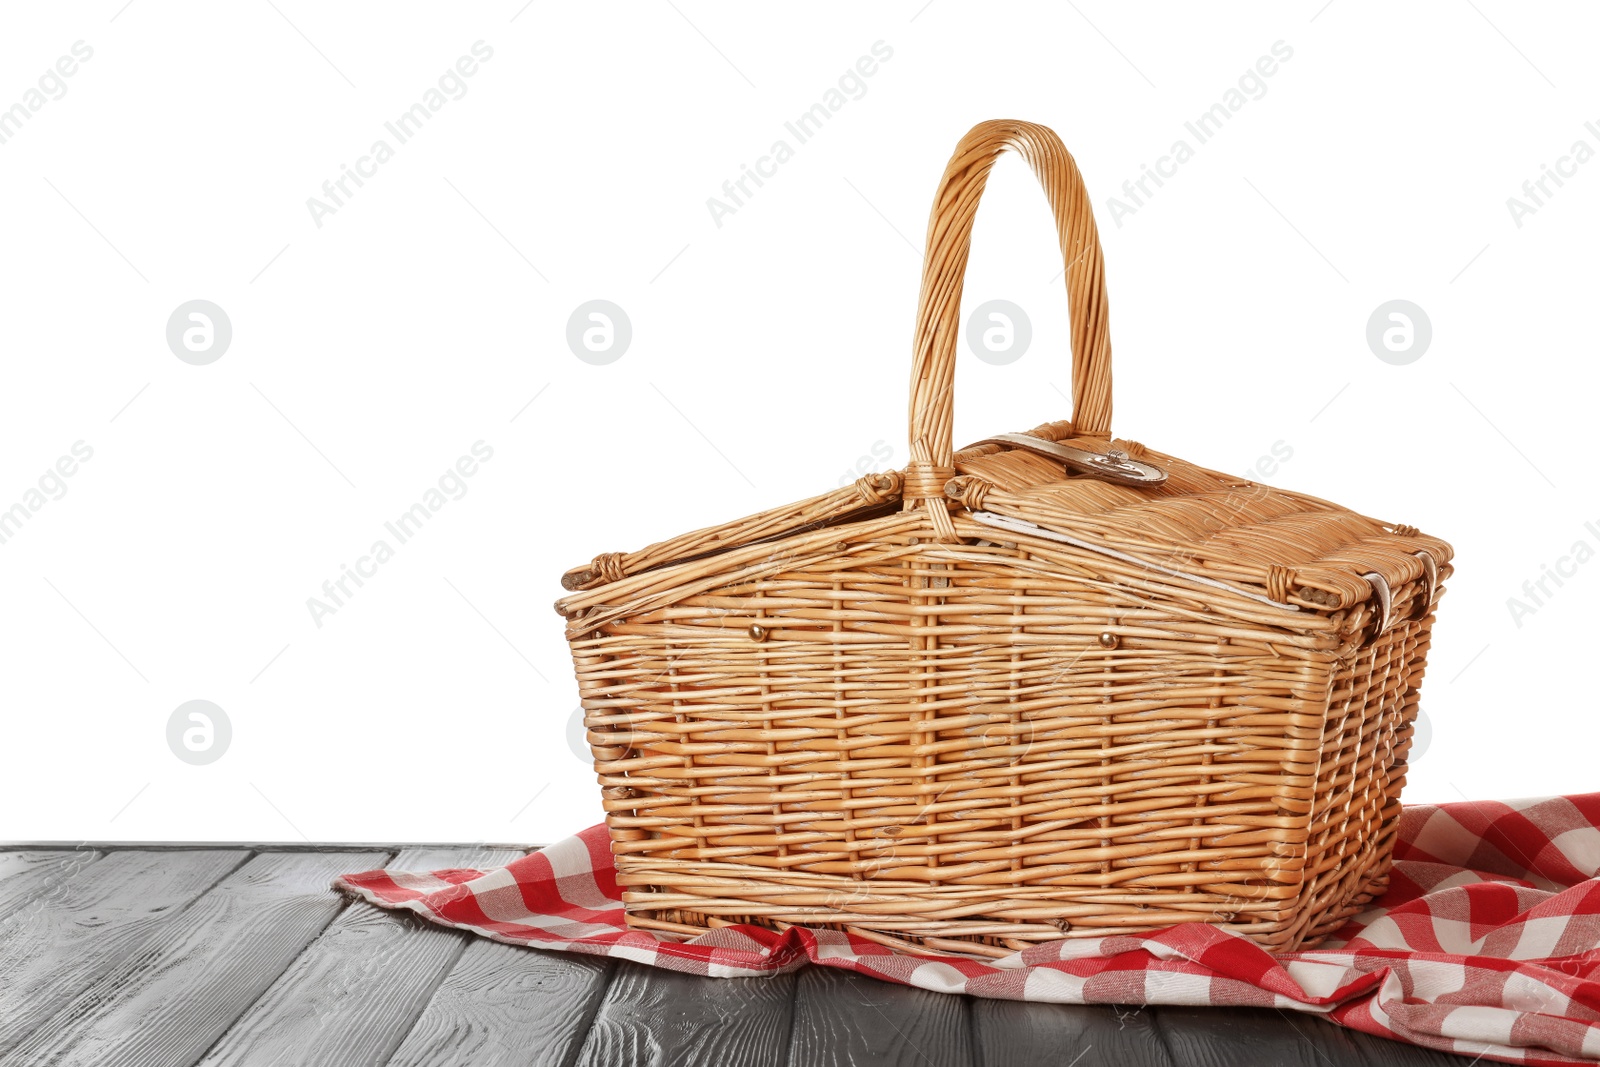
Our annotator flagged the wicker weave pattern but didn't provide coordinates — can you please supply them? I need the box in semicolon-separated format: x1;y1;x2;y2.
555;120;1451;957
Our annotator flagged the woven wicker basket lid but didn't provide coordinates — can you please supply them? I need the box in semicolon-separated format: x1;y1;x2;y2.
945;420;1452;616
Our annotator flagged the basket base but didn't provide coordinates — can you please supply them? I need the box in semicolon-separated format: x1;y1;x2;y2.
618;859;1392;960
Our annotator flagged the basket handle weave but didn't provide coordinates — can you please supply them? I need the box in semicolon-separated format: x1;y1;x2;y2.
906;120;1113;521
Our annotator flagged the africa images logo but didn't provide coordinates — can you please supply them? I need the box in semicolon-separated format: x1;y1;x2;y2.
704;41;894;228
304;41;495;228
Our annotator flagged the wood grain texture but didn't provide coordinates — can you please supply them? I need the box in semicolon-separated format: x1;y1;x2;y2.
384;941;614;1067
1148;1005;1480;1066
1151;1006;1326;1067
0;848;246;1058
1297;1013;1489;1066
0;850;101;917
192;849;521;1067
786;965;972;1067
0;846;1488;1066
0;849;383;1067
578;958;795;1067
970;1000;1171;1067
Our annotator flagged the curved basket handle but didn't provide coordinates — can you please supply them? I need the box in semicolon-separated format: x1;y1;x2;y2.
905;120;1114;520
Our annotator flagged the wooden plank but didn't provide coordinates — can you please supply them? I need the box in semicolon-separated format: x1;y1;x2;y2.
970;1000;1170;1067
1301;1014;1487;1066
1149;1004;1486;1066
1153;1005;1336;1067
786;964;972;1067
0;848;247;1058
578;958;796;1067
0;849;101;918
2;845;1476;1067
0;849;385;1067
191;849;522;1067
384;942;614;1067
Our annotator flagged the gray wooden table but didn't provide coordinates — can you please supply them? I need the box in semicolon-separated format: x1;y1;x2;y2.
0;844;1480;1066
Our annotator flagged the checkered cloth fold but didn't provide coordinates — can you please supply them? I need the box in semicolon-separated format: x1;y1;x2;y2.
336;794;1600;1065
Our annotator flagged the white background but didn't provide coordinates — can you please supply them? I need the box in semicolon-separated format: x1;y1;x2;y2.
1;1;1594;844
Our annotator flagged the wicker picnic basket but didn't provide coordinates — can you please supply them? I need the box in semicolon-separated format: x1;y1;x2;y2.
555;119;1452;957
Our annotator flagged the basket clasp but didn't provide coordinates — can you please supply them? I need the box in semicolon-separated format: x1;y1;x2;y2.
975;433;1168;486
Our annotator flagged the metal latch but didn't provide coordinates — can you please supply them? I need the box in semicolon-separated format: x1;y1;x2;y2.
1363;551;1441;636
973;433;1168;486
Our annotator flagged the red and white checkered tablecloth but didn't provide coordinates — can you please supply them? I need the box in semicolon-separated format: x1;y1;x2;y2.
336;793;1600;1065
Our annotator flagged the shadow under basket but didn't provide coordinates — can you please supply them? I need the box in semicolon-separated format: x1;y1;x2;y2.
554;119;1452;959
